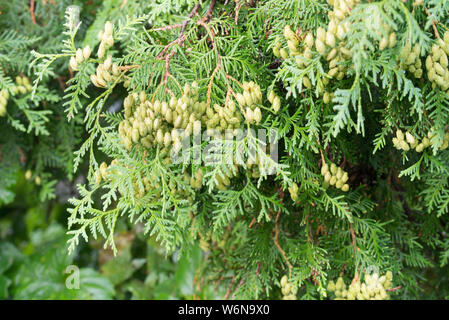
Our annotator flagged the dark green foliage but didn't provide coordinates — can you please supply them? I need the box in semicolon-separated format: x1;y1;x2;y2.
1;0;449;300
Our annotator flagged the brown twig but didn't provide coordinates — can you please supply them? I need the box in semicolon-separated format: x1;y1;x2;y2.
225;86;232;108
17;147;26;165
29;0;36;25
234;0;242;24
118;64;140;72
204;0;217;22
349;223;357;256
256;262;261;276
263;18;271;39
165;87;176;98
181;2;202;34
156;38;182;61
386;285;402;292
305;214;314;243
231;278;245;299
425;8;441;40
351;271;360;284
157;2;202;84
68;66;74;79
340;263;347;276
248;217;256;228
225;74;244;88
163;50;176;84
315;224;326;236
274;210;293;278
155;1;220;96
224;277;235;300
196;19;221;66
152;24;184;32
311;269;320;285
207;64;221;107
319;149;325;167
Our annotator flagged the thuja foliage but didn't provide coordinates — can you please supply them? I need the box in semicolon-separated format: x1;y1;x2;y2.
16;0;449;299
0;0;100;205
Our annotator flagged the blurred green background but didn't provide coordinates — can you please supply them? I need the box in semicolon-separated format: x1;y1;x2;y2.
0;171;226;300
0;0;226;300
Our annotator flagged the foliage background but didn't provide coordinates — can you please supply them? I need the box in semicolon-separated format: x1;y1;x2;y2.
0;0;224;300
1;0;449;300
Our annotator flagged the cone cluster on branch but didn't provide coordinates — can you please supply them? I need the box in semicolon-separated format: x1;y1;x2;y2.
69;45;91;71
399;43;423;79
235;81;263;124
97;21;114;59
426;31;449;93
280;275;298;300
273;0;359;97
95;159;194;200
117;74;272;158
327;271;393;300
321;162;349;192
393;129;449;153
91;54;121;88
118;82;238;156
0;89;9;117
215;164;239;191
68;21;126;89
378;25;397;51
0;76;33;117
288;182;299;201
267;90;281;114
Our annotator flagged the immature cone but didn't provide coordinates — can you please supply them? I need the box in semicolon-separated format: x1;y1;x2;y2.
323;92;331;104
75;48;83;64
25;170;32;180
268;90;276;104
405;132;416;146
118;80;244;160
83;45;92;60
327;271;392;300
272;96;280;113
283;25;296;41
379;37;388;51
98;42;106;59
104;21;113;37
104;55;112;71
70;56;78;70
254;107;262;124
0;89;9;116
280;274;297;300
288;182;299;201
425;34;449;92
305;33;314;48
280;48;289;59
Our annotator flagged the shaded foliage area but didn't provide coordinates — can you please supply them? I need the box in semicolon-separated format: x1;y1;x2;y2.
1;0;449;300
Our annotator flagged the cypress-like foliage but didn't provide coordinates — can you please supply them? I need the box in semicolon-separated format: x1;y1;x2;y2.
2;0;449;299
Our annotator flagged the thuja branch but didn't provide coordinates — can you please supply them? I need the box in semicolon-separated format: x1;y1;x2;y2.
156;2;202;84
274;211;293;278
425;7;441;40
204;0;217;22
